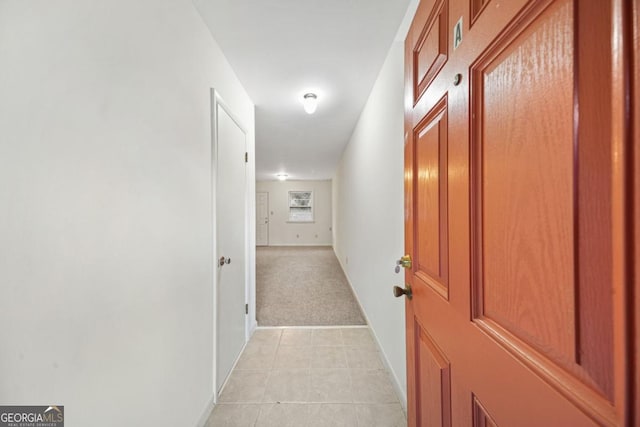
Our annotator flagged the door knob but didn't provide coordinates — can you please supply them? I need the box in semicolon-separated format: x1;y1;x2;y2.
396;255;412;269
219;256;231;266
393;284;412;300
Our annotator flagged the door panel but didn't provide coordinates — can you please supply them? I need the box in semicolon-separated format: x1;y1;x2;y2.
403;0;633;425
216;101;247;393
471;0;616;404
472;0;579;380
414;97;449;298
417;324;451;427
414;0;449;101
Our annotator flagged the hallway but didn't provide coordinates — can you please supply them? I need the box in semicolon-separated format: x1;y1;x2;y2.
2;0;636;425
205;327;405;426
0;2;410;424
256;247;365;326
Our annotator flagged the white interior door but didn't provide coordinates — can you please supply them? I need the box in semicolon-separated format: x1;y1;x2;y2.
256;192;268;246
215;97;246;394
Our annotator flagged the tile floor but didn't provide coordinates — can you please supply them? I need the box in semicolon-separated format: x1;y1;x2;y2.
205;327;406;427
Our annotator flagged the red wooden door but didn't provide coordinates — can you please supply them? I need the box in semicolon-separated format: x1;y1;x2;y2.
402;0;636;425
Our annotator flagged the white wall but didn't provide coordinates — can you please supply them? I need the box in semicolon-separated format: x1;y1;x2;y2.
333;40;408;405
0;1;254;426
256;180;332;246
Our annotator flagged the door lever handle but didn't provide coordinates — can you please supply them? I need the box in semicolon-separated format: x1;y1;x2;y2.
393;284;412;300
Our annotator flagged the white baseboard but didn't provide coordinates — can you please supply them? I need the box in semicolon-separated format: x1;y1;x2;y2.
333;248;408;413
260;243;333;247
199;332;253;427
256;325;368;330
194;394;216;427
249;319;258;337
218;339;249;396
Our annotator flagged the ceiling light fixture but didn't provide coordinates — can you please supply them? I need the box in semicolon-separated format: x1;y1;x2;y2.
302;93;318;114
276;173;288;181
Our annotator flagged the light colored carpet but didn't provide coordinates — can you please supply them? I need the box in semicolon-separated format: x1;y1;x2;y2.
256;246;366;326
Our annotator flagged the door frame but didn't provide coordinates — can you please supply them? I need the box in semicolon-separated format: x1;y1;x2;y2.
210;89;250;401
256;191;269;246
634;0;639;419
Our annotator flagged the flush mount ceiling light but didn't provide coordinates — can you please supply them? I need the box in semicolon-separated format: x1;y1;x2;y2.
302;93;318;114
276;173;288;181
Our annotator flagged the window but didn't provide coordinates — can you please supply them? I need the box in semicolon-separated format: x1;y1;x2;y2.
288;191;313;222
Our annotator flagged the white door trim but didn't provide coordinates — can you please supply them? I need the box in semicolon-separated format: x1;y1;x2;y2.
256;191;269;246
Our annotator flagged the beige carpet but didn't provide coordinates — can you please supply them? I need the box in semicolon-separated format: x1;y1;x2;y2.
256;246;366;326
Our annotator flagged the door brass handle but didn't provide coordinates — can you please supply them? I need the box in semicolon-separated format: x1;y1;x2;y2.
395;255;412;273
393;284;412;300
397;255;412;269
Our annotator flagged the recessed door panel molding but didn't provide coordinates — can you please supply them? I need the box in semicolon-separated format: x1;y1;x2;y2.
470;0;491;26
411;0;448;104
472;395;498;427
413;96;449;299
416;321;451;427
470;0;618;421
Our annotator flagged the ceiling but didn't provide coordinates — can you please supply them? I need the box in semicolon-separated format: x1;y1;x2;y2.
193;0;413;181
